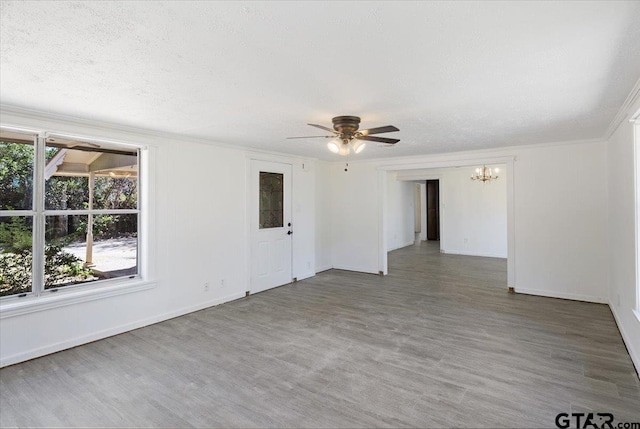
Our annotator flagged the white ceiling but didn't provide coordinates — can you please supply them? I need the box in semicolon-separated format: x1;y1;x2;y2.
1;1;639;160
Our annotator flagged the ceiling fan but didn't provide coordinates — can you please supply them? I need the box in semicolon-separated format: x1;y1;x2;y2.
287;116;399;155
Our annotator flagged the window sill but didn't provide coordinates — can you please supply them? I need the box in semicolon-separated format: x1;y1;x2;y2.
0;279;156;319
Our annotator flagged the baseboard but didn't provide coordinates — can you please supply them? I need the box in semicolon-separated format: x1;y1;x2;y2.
155;291;247;322
608;301;640;380
294;272;315;282
515;287;607;304
331;265;380;275
0;290;246;368
441;249;507;259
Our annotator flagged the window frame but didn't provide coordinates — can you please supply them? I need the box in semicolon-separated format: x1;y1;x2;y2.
0;129;38;299
634;116;640;322
0;127;145;302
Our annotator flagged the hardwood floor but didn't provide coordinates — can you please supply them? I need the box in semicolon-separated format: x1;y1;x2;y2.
1;241;638;428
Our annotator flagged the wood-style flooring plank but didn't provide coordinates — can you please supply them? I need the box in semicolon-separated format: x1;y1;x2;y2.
1;241;638;428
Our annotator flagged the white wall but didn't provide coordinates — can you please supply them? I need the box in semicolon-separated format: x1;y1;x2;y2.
607;95;640;372
327;162;381;274
329;140;609;303
386;173;415;251
512;142;608;302
0;109;317;367
315;161;332;272
292;161;316;280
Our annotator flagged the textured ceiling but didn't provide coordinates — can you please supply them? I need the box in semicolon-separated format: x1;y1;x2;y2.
1;1;639;160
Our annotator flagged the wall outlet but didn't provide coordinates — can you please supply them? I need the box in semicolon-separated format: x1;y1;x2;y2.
204;282;210;292
463;238;469;244
220;279;225;287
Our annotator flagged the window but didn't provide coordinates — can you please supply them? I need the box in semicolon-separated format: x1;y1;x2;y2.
0;129;140;299
259;172;283;229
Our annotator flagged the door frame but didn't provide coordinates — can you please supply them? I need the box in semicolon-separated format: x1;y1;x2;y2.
378;156;516;290
245;156;294;295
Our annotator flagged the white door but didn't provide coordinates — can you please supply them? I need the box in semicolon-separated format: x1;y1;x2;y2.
250;160;293;294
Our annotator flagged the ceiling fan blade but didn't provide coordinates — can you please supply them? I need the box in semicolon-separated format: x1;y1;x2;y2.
356;135;400;144
307;123;336;133
286;135;333;139
358;125;399;136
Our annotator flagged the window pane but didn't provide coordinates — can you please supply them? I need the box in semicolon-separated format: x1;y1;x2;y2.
0;139;34;210
45;214;138;289
45;140;137;210
45;175;89;210
0;216;33;297
93;176;137;210
259;172;283;229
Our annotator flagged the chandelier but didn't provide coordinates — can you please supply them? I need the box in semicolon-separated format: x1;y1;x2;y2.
471;165;499;182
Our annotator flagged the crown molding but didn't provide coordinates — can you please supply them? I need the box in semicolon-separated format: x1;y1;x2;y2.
604;76;640;138
1;105;194;141
334;137;604;166
0;105;316;162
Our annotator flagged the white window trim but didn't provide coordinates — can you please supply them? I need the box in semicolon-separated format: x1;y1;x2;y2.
633;110;640;323
0;278;156;319
0;127;149;307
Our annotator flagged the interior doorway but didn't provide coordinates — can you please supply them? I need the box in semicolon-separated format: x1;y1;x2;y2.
380;159;514;290
426;179;440;241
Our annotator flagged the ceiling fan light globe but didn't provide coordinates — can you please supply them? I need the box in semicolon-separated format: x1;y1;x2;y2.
352;140;366;154
338;145;351;156
327;141;340;153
